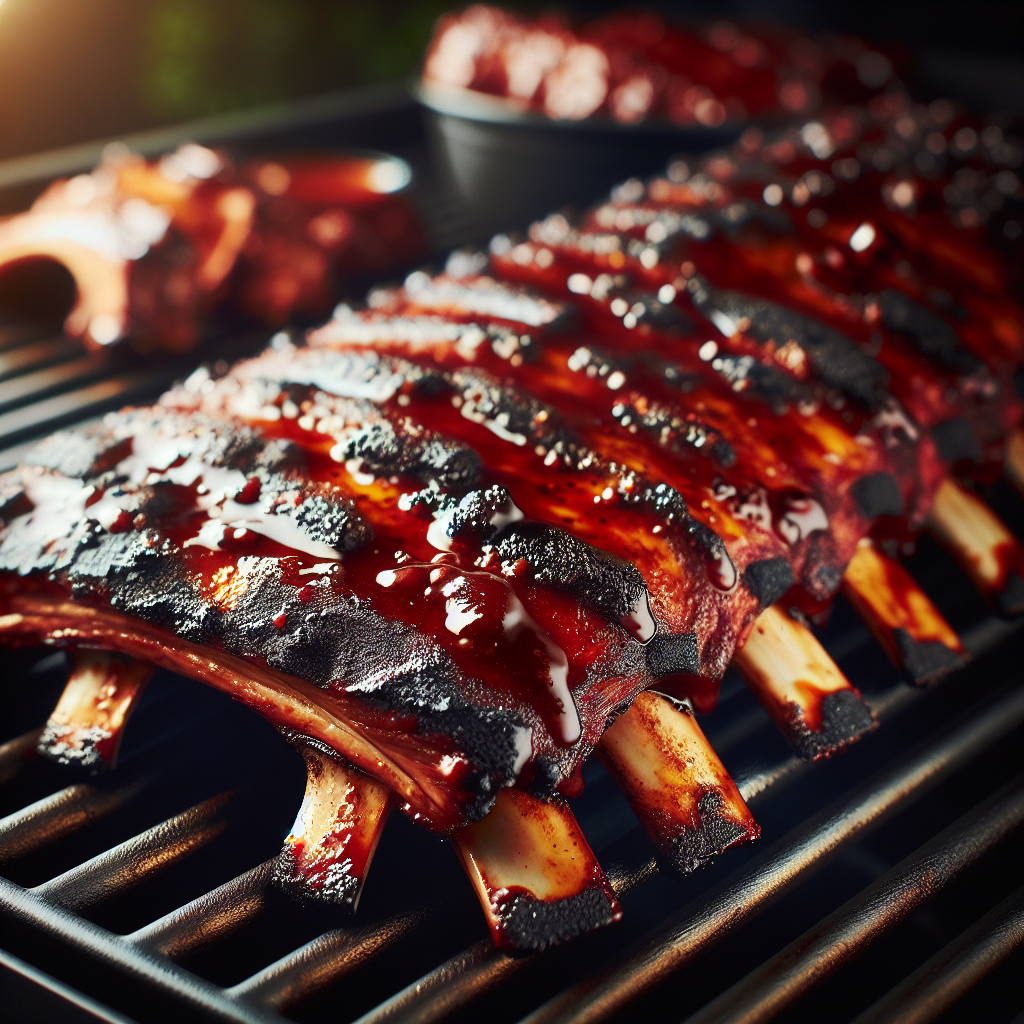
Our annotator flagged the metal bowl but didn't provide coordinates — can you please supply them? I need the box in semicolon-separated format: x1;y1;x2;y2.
415;80;744;240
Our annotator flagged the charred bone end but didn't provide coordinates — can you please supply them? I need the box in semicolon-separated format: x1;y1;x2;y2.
455;787;621;953
495;885;620;955
893;628;969;686
665;790;757;875
742;557;795;610
733;604;875;759
785;690;876;761
841;542;968;685
598;691;758;877
994;572;1024;618
38;651;152;771
272;747;393;911
851;473;904;520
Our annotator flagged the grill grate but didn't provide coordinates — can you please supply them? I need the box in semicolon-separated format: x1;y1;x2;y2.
0;84;1022;1024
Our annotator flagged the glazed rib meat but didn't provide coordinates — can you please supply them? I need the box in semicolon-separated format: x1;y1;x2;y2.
0;312;789;832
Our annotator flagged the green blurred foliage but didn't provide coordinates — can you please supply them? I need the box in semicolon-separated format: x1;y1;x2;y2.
143;0;455;119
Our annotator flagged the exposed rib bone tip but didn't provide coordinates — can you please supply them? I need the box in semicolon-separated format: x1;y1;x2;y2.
841;542;968;686
455;788;621;952
733;604;875;760
927;478;1024;617
273;747;393;911
598;691;758;876
38;651;152;771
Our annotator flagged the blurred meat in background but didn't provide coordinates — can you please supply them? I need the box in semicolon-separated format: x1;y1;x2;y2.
0;0;1021;164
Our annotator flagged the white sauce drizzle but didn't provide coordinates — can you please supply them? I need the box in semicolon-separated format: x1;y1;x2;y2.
776;497;829;546
621;590;657;643
503;594;580;744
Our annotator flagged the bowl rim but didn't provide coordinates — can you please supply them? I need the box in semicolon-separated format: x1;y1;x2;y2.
413;79;748;137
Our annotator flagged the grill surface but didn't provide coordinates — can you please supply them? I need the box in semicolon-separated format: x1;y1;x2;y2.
0;83;1022;1024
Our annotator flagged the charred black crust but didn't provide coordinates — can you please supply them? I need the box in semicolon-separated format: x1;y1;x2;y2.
223;561;529;818
995;572;1024;618
662;790;755;876
0;415;533;819
271;846;361;910
617;394;736;466
343;421;481;488
291;494;373;553
495;522;648;625
24;425;132;479
743;557;795;608
37;723;108;772
784;689;876;761
687;278;890;408
877;290;981;373
850;472;904;519
497;885;619;953
893;628;968;686
644;632;700;678
932;418;983;466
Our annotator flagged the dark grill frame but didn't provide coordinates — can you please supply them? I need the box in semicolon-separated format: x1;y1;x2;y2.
0;84;1022;1024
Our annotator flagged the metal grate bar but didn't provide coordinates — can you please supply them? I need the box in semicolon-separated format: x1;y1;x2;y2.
128;859;276;959
0;321;54;354
0;781;145;863
0;946;142;1024
349;849;663;1024
681;782;1024;1024
0;728;44;785
0;366;186;449
0;336;84;380
850;885;1024;1024
0;352;112;413
519;683;1024;1024
33;791;238;911
229;901;445;1008
0;875;286;1024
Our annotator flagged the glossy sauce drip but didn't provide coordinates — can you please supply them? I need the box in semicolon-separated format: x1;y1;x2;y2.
374;560;579;744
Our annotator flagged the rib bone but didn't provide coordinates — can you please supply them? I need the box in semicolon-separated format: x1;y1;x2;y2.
273;747;393;911
38;651;153;770
841;541;967;685
598;691;758;874
732;604;875;760
454;787;621;952
927;477;1024;616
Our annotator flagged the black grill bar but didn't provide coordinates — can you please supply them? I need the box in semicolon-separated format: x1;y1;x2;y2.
0;779;144;862
518;684;1024;1024
0;946;142;1024
229;901;445;1009
0;366;185;451
128;860;276;959
0;876;286;1024
681;782;1024;1024
851;885;1024;1024
32;792;238;912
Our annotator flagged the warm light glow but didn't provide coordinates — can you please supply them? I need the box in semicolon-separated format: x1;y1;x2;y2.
367;159;410;194
849;222;877;252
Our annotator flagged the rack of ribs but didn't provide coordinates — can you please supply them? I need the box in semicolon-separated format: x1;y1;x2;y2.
2;110;1021;952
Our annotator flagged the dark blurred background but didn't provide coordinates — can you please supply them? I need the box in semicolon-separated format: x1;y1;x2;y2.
0;0;1022;162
